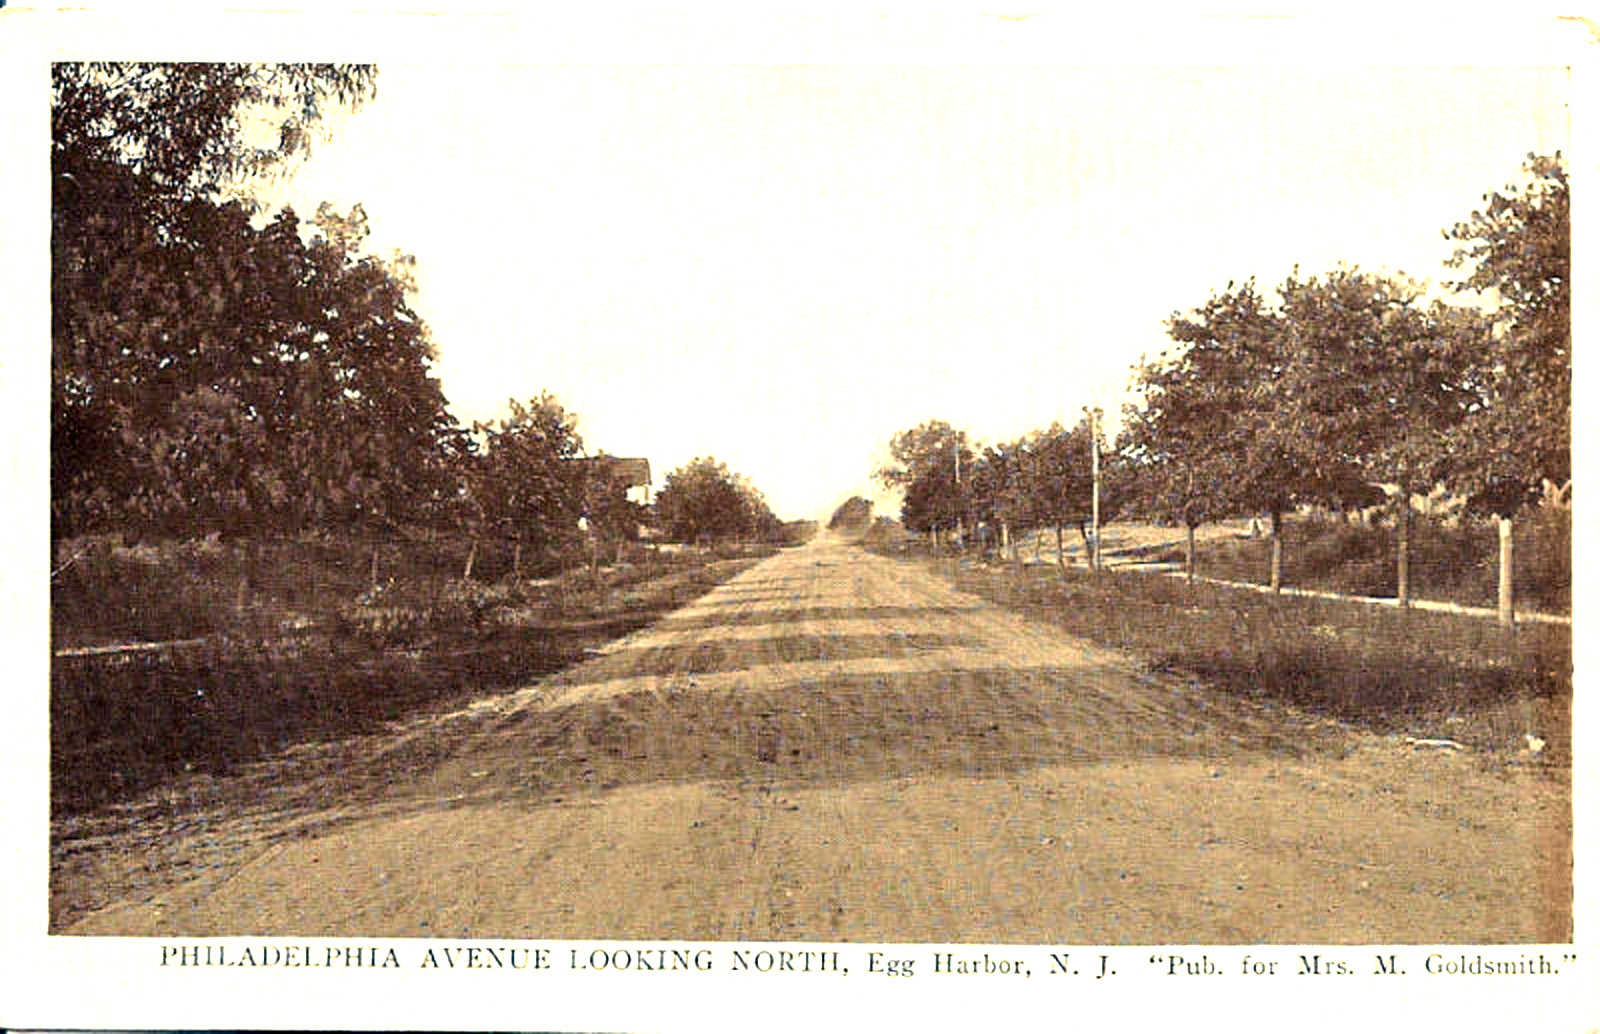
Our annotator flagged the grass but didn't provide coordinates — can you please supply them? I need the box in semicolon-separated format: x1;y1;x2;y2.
50;532;777;814
878;541;1570;767
51;530;613;648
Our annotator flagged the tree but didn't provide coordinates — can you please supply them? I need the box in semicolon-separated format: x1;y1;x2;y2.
875;420;974;546
969;443;1026;557
1127;278;1375;590
53;63;378;214
827;496;875;532
470;394;588;559
52;189;455;537
577;455;649;562
1276;268;1485;602
655;458;776;545
1014;420;1098;568
1443;153;1570;511
51;63;468;541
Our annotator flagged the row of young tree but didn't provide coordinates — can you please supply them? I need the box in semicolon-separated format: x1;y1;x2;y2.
875;416;1109;563
51;63;781;556
878;153;1569;600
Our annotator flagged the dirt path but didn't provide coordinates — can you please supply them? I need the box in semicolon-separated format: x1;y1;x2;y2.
62;534;1569;942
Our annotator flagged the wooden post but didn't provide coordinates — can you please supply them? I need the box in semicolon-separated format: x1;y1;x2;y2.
1090;407;1101;573
1396;488;1410;608
1498;517;1515;628
1269;510;1283;593
1186;523;1196;584
953;443;963;553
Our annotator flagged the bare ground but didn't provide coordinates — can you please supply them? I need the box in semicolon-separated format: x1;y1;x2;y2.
56;534;1570;942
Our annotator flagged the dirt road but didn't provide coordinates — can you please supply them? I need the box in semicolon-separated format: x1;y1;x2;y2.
63;534;1569;942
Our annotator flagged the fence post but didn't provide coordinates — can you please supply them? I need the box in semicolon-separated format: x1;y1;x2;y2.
1269;510;1283;593
1396;490;1410;608
1498;517;1515;628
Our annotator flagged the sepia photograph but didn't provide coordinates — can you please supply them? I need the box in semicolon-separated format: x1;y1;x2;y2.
4;8;1593;1033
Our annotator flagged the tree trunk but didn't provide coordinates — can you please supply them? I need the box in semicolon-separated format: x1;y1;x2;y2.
1056;524;1065;570
370;543;381;589
1185;523;1197;584
1034;528;1042;563
1077;523;1092;569
1269;510;1283;593
513;541;523;580
463;537;478;581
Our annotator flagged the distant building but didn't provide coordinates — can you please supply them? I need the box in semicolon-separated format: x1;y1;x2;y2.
575;456;653;505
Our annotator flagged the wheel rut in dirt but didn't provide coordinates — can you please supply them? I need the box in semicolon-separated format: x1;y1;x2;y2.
61;534;1569;942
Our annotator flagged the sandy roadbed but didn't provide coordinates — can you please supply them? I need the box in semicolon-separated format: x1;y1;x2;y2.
62;535;1570;942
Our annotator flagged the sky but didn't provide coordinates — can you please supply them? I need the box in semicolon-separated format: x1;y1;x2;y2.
261;59;1569;521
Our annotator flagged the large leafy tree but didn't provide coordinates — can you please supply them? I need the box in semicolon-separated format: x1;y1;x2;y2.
53;184;454;536
654;458;777;545
51;63;464;539
53;63;377;211
1127;279;1376;590
1276;268;1486;601
827;496;875;532
1442;153;1570;511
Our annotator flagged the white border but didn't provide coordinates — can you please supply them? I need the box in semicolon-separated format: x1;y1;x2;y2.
2;10;1593;1032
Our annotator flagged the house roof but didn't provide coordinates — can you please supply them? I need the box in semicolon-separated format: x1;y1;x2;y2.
575;456;652;488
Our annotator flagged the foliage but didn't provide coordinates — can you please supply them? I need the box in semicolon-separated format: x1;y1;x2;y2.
53;63;378;211
878;415;1113;554
1443;153;1571;510
467;394;588;552
827;496;875;531
970;441;1028;536
1276;268;1486;497
1015;418;1099;536
654;457;779;544
875;420;973;536
52;184;456;536
51;63;467;540
1125;278;1374;531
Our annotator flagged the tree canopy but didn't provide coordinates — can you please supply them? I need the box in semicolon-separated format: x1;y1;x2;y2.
827;496;875;531
875;419;973;537
654;458;779;544
53;63;377;210
1443;153;1570;509
51;63;465;539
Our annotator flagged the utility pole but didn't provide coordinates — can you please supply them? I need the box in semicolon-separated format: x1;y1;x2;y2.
953;440;962;551
1088;406;1102;572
